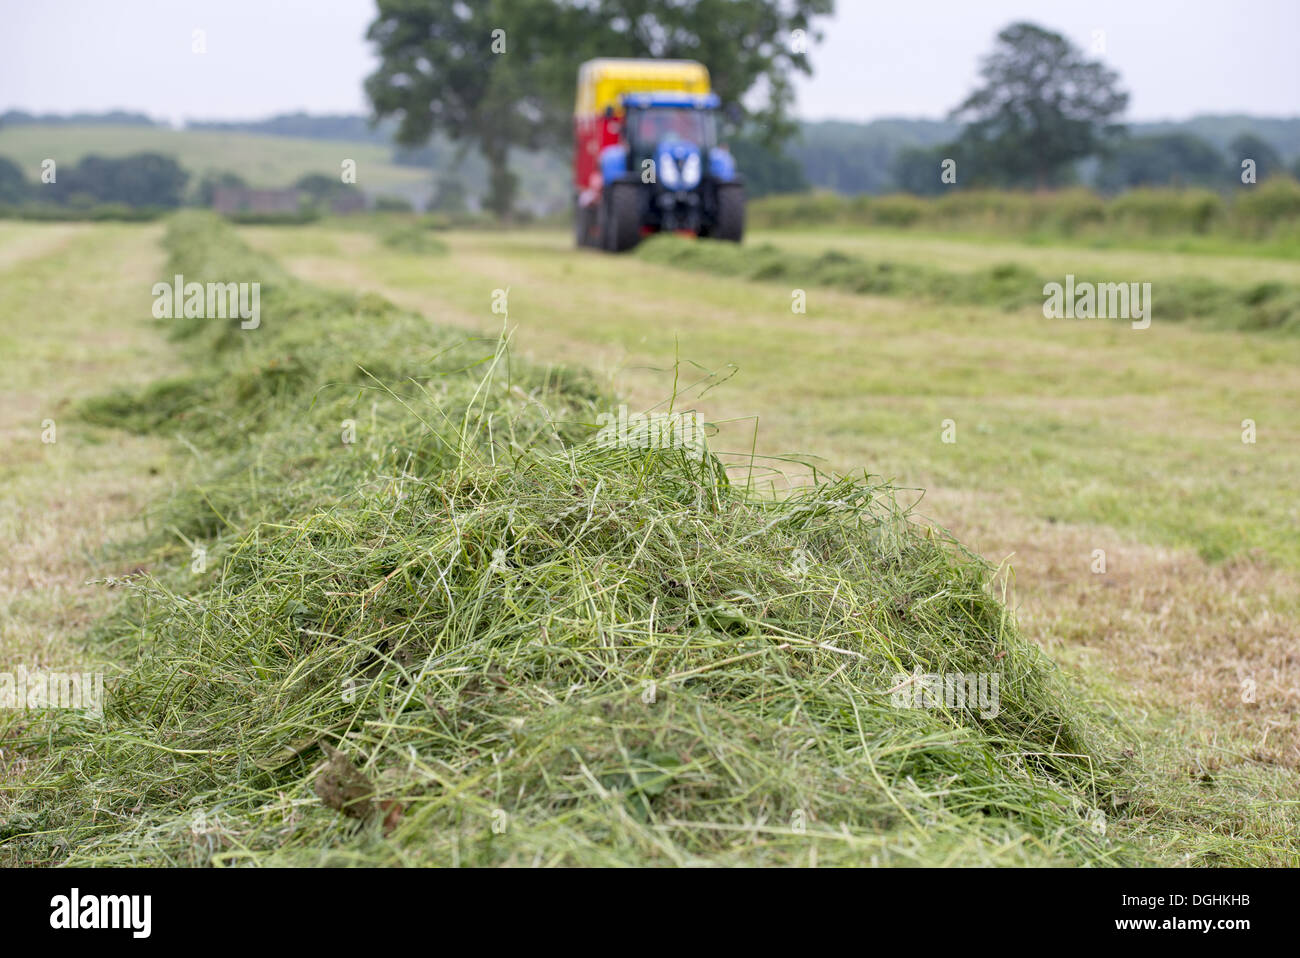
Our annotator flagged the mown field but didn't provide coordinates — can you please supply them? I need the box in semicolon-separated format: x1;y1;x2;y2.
1;213;1296;866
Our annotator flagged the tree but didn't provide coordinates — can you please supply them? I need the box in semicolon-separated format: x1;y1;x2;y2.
949;22;1127;188
193;170;248;206
53;153;189;207
365;0;832;217
727;136;808;197
892;144;956;196
1229;133;1285;182
1096;133;1225;191
294;172;363;204
0;156;28;205
429;174;470;213
374;194;416;212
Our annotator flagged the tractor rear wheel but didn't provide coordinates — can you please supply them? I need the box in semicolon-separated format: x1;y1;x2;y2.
602;182;642;252
714;183;745;243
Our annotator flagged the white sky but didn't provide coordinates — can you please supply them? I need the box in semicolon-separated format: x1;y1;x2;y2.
1;0;1296;125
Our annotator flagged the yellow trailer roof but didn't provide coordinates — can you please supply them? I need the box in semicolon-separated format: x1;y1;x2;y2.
575;58;711;115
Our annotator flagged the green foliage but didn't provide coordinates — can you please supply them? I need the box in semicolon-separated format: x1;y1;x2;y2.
1229;133;1286;181
221;209;321;225
0;124;434;208
0;155;28;204
293;172;362;206
429;175;470;213
750;182;1300;242
637;233;1300;333
51;152;189;207
0;109;158;127
380;222;448;253
1234;177;1300;236
796;119;958;195
373;194;415;212
1108;188;1223;234
0;202;166;221
366;0;590;217
726;136;809;197
1096;134;1227;191
892;144;953;196
950;22;1128;188
793;117;1300;196
192;170;248;206
186;112;389;143
365;0;833;216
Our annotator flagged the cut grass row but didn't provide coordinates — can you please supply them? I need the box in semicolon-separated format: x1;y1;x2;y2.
2;213;1141;866
636;234;1300;333
228;222;1300;862
0;222;178;815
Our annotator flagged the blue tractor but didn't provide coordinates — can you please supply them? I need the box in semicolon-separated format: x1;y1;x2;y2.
576;84;745;251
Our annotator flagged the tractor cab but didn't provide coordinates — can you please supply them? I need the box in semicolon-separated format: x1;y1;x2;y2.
621;92;719;195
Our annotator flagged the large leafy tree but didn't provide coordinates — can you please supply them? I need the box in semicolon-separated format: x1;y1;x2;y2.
1229;133;1285;182
950;22;1127;188
365;0;832;216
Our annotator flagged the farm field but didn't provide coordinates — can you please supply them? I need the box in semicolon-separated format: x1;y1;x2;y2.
246;221;1300;853
243;225;1300;571
746;228;1300;286
0;221;179;783
2;215;1297;866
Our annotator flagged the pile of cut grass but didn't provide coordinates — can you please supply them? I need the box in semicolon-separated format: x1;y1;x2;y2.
380;223;450;255
637;235;1300;333
1;213;1137;866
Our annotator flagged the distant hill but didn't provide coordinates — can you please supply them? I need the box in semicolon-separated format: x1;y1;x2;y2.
1;109;160;127
186;112;392;144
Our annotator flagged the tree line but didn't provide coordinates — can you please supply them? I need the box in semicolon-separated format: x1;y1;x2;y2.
0;154;390;214
890;23;1297;194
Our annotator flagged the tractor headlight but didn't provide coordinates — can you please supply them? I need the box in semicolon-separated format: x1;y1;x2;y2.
680;151;701;189
658;152;680;189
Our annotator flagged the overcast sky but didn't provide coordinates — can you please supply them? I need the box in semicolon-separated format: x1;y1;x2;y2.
2;0;1297;126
